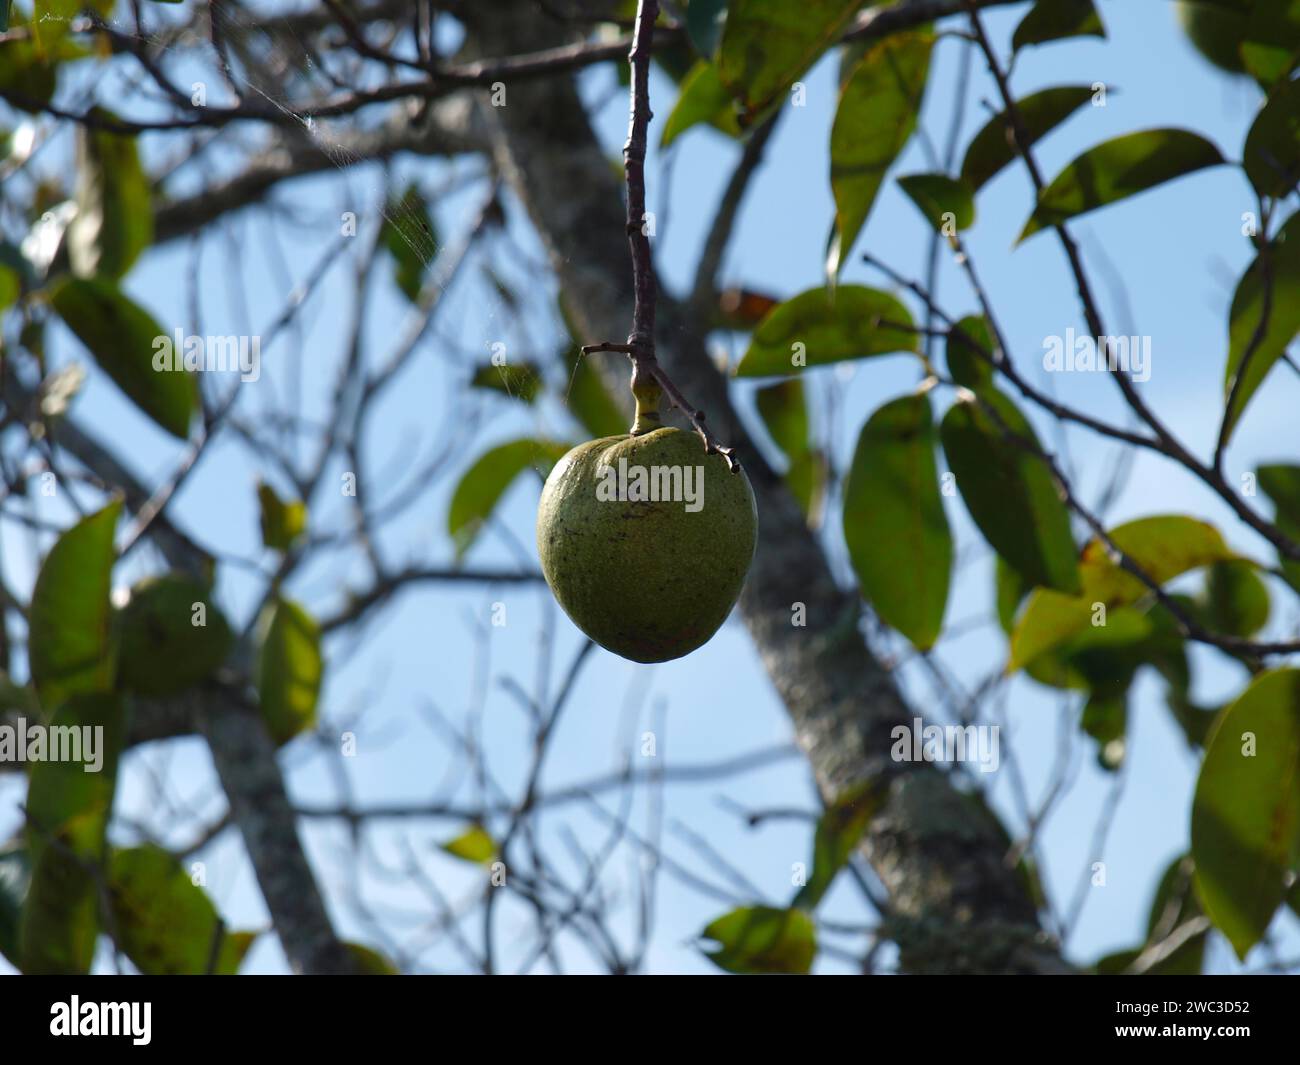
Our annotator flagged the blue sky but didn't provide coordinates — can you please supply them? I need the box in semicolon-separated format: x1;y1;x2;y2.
2;0;1297;974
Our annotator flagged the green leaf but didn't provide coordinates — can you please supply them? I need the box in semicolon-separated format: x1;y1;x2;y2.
828;31;934;276
1143;855;1208;975
660;61;741;148
945;315;996;393
701;905;816;974
0;2;10;33
1018;129;1225;242
794;781;884;910
1241;0;1300;85
115;574;234;697
754;380;825;522
257;481;307;552
0;842;30;968
108;844;255;974
1192;669;1300;959
897;173;975;232
50;277;194;439
940;391;1080;594
563;344;627;439
1011;516;1240;670
717;0;862;125
1078;515;1239;605
470;360;543;404
787;448;828;526
1258;464;1300;592
448;438;572;557
736;285;918;377
346;941;399;974
1081;693;1127;770
843;393;951;649
960;85;1097;192
995;555;1027;635
256;598;322;746
754;378;808;461
1222;211;1300;442
1201;560;1270;637
1012;0;1105;50
381;183;437;303
29;500;120;708
66;109;153;280
0;32;85;113
1244;79;1300;198
440;825;496;864
1095;853;1209;974
20;693;125;974
0;264;18;312
685;0;728;57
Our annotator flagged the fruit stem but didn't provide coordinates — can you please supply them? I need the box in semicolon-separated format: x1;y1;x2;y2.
630;359;663;435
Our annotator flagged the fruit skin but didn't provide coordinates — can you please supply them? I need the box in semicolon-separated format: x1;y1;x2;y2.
115;575;233;696
537;427;757;663
1176;0;1252;74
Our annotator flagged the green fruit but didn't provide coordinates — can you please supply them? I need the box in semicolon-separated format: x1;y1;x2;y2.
537;427;757;663
1176;0;1252;74
115;575;233;696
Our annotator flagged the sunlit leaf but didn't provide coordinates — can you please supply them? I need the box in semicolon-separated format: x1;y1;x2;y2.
701;905;816;974
346;941;399;974
1241;0;1300;85
736;285;918;377
960;85;1097;192
20;694;125;974
1192;669;1300;959
448;438;572;557
1018;129;1224;242
440;825;496;864
109;844;256;974
794;781;884;910
661;60;741;148
717;0;862;125
29;500;120;707
257;481;308;552
828;30;933;276
256;598;322;746
1011;516;1240;669
66;109;153;280
50;277;194;439
1222;211;1300;442
0;30;86;112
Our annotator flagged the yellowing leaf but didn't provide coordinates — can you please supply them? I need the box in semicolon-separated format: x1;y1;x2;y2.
440;825;496;864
